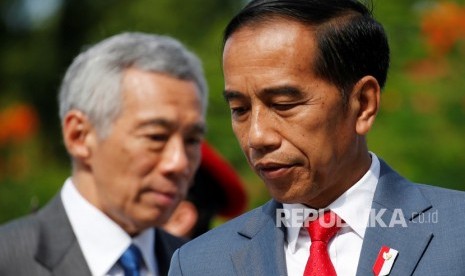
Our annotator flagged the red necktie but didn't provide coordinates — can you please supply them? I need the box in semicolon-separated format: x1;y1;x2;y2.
303;211;341;276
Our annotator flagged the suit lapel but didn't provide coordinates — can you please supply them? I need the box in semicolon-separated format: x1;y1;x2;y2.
356;160;433;276
231;200;288;276
34;195;91;276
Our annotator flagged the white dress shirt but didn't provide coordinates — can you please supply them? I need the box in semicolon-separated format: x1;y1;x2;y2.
284;153;380;276
61;179;159;276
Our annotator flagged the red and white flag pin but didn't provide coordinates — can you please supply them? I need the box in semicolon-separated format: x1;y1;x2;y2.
372;245;399;276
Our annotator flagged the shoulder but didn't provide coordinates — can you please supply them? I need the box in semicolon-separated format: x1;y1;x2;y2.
168;201;281;275
378;158;465;211
0;194;64;264
178;200;277;254
400;182;465;247
0;213;40;266
0;213;39;242
415;183;465;214
416;182;465;200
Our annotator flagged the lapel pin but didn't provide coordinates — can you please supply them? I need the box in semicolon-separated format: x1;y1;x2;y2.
373;245;399;276
383;252;392;260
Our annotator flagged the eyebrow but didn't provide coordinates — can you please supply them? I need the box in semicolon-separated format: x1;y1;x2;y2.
137;118;173;129
190;123;207;135
223;90;244;102
137;118;207;135
262;85;303;98
223;85;303;102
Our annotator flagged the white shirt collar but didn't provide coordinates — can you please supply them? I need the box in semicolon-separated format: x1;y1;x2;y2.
283;152;380;253
61;178;158;276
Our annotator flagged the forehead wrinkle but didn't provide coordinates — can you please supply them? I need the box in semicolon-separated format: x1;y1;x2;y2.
137;117;206;135
136;118;175;130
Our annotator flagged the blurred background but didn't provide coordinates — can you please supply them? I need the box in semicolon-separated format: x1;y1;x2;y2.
1;0;464;224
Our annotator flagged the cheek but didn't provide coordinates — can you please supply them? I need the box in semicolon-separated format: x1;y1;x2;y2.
232;122;249;146
130;150;162;176
186;147;202;172
138;160;157;177
178;184;190;200
232;127;252;158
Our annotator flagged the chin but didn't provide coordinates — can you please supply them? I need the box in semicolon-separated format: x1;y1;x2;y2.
132;218;162;232
270;193;298;204
132;208;167;228
270;188;311;205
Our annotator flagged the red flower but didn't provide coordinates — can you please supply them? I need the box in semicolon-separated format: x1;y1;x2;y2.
0;104;39;145
421;2;465;56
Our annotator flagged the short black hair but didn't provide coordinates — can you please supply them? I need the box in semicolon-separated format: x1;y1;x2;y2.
223;0;390;104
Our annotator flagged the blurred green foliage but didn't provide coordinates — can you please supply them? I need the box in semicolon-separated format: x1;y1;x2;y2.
1;0;464;224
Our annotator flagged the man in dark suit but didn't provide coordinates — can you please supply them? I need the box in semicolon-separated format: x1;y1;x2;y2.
0;32;208;276
168;1;465;275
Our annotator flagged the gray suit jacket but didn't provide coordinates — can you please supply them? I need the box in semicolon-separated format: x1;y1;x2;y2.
168;160;465;275
0;194;185;276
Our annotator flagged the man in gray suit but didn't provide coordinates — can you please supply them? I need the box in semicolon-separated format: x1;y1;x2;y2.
0;32;207;275
169;0;465;275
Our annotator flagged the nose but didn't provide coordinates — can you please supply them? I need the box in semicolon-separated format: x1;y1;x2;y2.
159;137;190;178
247;107;280;152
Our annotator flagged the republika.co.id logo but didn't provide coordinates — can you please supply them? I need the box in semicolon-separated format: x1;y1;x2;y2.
276;208;438;228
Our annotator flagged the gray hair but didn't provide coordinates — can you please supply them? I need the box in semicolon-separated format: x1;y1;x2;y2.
58;32;208;137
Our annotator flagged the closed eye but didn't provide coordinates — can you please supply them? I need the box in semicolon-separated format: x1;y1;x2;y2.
147;134;169;142
230;106;250;118
272;103;299;111
231;106;248;114
185;135;203;146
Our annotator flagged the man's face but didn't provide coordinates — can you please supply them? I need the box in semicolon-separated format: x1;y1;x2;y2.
84;68;205;234
223;19;367;208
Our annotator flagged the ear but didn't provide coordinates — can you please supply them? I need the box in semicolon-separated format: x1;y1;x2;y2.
351;76;381;135
162;201;199;239
62;110;95;162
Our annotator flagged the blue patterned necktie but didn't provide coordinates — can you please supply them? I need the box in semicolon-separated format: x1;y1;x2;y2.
118;244;143;276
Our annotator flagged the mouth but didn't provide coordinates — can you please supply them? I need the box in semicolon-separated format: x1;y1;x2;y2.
255;162;296;180
141;188;177;207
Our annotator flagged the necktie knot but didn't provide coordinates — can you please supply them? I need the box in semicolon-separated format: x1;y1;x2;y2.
307;210;341;243
118;244;143;276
